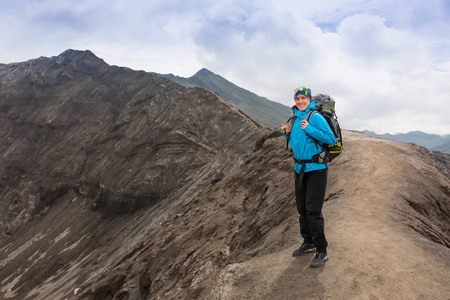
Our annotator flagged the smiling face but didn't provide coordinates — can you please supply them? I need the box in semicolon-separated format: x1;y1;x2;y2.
295;94;310;111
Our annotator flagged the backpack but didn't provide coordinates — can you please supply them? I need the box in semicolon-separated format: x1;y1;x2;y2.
306;94;343;162
286;94;343;163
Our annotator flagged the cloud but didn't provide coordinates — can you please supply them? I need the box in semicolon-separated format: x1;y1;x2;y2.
0;0;449;134
188;2;450;134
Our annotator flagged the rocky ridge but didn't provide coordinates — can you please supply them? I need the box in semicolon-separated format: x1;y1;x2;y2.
0;49;268;235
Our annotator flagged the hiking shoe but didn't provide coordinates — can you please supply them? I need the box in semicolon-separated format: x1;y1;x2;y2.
310;252;329;268
292;242;316;257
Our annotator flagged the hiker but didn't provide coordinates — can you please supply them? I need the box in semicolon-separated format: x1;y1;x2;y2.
284;86;336;268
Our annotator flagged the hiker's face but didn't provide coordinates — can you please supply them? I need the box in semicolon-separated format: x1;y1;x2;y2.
295;94;310;111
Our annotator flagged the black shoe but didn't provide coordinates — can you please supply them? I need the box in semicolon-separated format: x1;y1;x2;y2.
292;242;316;256
310;252;329;268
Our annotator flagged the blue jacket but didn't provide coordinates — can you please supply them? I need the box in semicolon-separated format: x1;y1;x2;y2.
284;101;336;174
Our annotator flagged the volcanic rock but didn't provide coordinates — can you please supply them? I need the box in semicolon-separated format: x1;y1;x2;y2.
0;49;268;234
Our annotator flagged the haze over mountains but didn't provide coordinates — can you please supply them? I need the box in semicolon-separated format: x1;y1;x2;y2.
363;130;450;153
0;50;449;299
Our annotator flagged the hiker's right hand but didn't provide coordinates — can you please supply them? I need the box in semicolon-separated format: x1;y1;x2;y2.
285;124;293;134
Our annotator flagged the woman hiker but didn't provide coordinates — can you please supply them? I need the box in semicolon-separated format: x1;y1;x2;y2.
284;86;336;268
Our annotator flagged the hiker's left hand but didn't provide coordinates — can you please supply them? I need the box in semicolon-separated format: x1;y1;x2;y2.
301;120;309;129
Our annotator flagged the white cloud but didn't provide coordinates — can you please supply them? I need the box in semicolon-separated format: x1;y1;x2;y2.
0;0;449;134
189;3;450;135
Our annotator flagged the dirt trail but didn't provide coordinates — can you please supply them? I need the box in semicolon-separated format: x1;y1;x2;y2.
204;130;450;300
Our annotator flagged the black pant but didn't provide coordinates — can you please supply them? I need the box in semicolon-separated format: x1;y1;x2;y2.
295;168;328;253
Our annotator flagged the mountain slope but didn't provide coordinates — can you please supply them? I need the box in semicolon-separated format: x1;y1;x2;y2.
160;68;292;128
431;138;450;153
0;50;269;299
0;49;267;227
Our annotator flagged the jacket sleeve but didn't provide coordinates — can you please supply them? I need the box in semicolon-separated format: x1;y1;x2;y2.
303;113;336;145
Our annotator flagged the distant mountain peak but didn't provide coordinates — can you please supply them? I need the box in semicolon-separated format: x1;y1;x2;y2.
159;67;292;128
57;49;97;60
54;49;108;73
192;68;215;78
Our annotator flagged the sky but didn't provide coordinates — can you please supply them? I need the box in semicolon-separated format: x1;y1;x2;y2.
1;0;449;135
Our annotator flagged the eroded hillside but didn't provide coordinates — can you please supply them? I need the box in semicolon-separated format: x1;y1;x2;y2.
0;50;269;299
0;50;268;234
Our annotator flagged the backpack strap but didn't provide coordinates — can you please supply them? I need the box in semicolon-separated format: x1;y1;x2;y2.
294;158;314;164
285;115;297;150
294;156;328;184
305;111;316;123
294;158;314;183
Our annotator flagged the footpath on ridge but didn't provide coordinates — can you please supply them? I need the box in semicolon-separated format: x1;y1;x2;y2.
203;130;450;299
